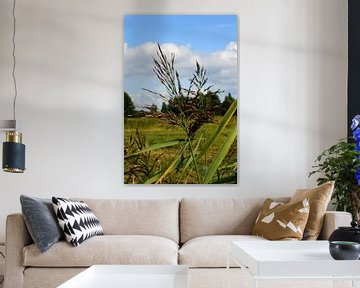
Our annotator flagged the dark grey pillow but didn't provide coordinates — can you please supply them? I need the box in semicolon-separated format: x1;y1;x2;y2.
20;195;64;253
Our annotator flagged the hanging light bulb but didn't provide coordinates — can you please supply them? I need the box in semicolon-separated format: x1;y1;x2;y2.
1;0;26;173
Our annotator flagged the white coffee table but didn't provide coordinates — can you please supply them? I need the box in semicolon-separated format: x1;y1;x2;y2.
228;241;360;288
58;265;189;288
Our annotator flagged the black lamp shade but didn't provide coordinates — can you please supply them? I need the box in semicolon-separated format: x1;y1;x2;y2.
3;141;25;173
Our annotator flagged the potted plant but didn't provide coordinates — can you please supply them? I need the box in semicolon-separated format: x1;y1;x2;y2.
309;115;360;222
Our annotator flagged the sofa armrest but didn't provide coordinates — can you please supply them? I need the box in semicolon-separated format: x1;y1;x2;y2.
4;213;32;288
318;211;352;240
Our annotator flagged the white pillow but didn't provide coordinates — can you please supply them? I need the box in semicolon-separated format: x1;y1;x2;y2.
52;197;103;247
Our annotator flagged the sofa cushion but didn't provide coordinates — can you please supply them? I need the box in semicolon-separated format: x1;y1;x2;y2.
20;195;64;253
23;235;178;267
72;198;179;243
290;181;334;240
179;235;267;268
180;198;289;243
52;197;104;247
252;198;310;240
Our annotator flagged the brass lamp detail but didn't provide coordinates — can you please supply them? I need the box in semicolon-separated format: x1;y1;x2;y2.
6;130;22;143
2;131;25;173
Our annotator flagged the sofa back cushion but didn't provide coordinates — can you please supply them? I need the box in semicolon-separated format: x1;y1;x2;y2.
180;198;289;243
72;198;179;243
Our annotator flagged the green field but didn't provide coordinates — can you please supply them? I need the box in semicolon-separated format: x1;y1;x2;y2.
124;116;237;184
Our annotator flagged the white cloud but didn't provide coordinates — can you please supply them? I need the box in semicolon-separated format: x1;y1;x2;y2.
206;41;237;95
124;41;237;107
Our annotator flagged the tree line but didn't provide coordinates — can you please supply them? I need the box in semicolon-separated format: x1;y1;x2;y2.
124;91;235;118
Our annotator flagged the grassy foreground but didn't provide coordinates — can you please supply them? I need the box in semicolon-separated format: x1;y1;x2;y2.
124;116;237;184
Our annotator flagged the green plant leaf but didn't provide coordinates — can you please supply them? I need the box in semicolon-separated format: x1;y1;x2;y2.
187;138;201;183
144;171;163;184
125;139;184;158
197;99;237;160
203;125;237;184
177;135;203;183
308;139;360;215
154;142;189;184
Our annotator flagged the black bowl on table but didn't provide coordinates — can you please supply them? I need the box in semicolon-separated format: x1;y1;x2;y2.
329;241;360;260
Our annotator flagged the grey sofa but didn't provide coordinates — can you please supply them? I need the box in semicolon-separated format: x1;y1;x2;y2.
4;198;352;288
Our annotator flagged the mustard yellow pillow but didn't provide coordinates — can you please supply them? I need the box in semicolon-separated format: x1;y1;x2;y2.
289;181;334;240
252;198;310;240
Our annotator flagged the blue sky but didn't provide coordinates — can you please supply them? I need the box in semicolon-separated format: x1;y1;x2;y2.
124;15;237;53
124;15;238;108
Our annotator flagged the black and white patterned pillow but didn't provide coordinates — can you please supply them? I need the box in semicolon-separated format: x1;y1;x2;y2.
52;197;104;247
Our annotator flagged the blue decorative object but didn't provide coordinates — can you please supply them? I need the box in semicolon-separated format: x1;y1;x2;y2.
351;115;360;186
353;128;360;142
352;115;360;130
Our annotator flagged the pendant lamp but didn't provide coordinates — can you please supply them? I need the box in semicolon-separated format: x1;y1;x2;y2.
1;0;26;173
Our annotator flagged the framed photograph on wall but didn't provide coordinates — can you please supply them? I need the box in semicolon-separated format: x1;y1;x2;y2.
124;15;238;184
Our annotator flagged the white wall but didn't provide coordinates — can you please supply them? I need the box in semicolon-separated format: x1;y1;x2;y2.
0;0;347;242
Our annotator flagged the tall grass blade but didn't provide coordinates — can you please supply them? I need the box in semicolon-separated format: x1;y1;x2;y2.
198;100;237;159
125;139;184;158
144;172;163;184
188;138;201;183
177;135;203;184
203;126;237;184
154;142;189;184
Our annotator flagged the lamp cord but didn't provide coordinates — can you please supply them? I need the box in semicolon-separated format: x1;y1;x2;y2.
12;0;18;130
